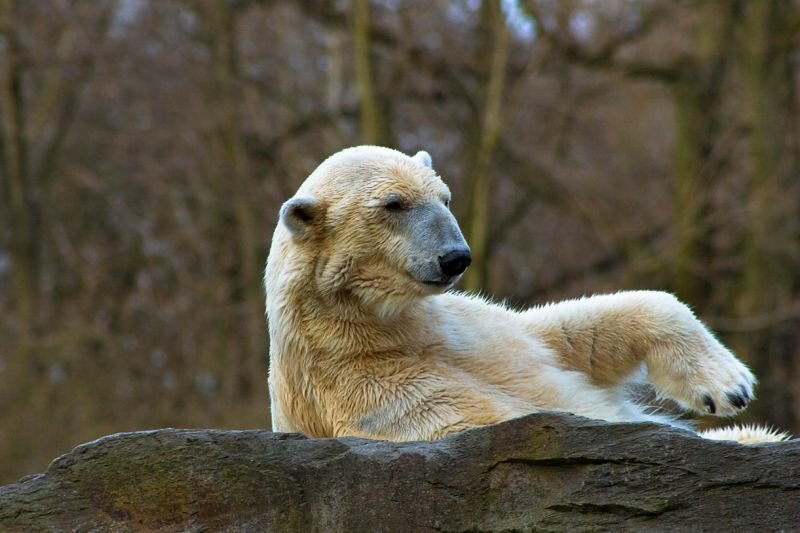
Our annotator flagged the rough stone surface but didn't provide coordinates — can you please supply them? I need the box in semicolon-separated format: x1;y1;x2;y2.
0;413;798;532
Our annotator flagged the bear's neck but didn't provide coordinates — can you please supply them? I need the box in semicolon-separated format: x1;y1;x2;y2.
269;273;429;434
267;241;439;435
272;280;426;363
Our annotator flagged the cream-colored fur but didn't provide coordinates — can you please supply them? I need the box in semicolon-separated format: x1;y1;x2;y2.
701;424;790;445
265;146;789;445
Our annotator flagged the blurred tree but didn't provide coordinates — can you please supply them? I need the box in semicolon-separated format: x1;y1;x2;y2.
0;0;36;338
0;0;115;339
463;0;511;292
527;0;736;308
352;0;387;144
733;0;799;428
668;2;738;307
193;0;262;402
2;0;800;485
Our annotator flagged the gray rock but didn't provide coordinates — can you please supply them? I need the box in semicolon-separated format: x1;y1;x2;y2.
0;413;798;532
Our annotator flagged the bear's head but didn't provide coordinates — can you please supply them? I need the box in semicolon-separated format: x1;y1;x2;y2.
275;146;471;316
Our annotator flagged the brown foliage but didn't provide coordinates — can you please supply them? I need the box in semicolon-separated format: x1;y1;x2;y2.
1;0;799;484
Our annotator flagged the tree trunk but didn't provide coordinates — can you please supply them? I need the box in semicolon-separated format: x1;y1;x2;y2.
203;0;262;402
670;76;715;306
734;0;799;430
463;0;509;292
667;2;740;311
352;0;385;145
0;0;41;340
0;1;113;341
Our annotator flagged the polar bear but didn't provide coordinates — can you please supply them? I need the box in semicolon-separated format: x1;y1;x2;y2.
265;146;788;444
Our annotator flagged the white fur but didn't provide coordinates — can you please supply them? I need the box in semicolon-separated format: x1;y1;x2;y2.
265;146;790;446
701;424;791;445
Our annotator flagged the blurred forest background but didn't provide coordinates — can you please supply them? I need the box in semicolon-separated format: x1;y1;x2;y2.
1;0;800;484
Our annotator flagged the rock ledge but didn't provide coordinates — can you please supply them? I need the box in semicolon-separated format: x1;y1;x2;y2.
1;413;798;532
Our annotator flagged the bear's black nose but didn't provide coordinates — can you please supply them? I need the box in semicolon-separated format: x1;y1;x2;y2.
439;248;472;277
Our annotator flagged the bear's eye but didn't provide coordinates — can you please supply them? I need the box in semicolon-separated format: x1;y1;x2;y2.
384;199;406;212
444;199;451;208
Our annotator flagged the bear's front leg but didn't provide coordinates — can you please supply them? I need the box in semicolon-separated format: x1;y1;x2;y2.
525;290;755;416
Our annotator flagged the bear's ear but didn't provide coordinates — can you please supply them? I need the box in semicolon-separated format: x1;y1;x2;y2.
280;196;324;238
412;150;433;169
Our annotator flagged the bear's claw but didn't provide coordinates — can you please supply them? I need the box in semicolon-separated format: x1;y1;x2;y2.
726;387;749;410
649;316;757;418
702;394;716;414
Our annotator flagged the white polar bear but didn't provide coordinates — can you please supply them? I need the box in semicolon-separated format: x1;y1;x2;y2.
265;146;788;444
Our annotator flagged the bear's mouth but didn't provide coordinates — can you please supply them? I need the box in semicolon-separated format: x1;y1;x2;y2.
406;266;460;291
420;276;459;289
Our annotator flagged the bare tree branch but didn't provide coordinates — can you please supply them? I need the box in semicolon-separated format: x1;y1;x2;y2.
525;0;681;82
